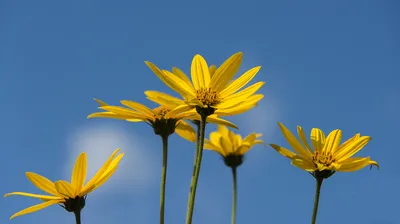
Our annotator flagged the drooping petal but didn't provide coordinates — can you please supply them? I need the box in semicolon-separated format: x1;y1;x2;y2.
4;192;63;200
205;115;238;129
269;144;297;159
277;123;313;160
291;157;317;171
87;112;139;120
334;136;372;162
336;157;379;172
175;121;197;142
54;180;76;198
211;52;242;92
322;129;342;155
120;100;154;117
191;54;210;89
172;67;194;89
220;66;261;98
71;152;87;195
8;199;63;220
25;172;60;196
310;128;325;153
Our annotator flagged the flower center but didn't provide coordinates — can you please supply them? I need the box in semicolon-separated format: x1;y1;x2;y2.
153;106;171;120
312;152;335;166
195;88;220;106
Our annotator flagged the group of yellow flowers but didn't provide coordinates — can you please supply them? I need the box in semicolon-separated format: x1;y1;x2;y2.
4;52;379;224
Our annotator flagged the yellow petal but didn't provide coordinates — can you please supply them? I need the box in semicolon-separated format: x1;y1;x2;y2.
81;149;121;194
120;100;154;116
297;126;313;153
9;199;62;220
90;153;124;193
172;67;194;89
93;98;109;107
166;104;192;119
204;139;221;151
145;61;195;97
310;128;326;153
269;144;297;159
215;94;264;116
336;157;379;172
87;112;139;120
4;192;63;200
291;157;317;172
205;116;238;129
322;129;342;155
277;123;313;160
145;90;184;108
217;82;265;108
25;172;59;196
220;136;233;155
100;106;151;120
175;121;197;142
210;52;243;92
217;125;230;139
220;66;261;98
237;145;252;155
54;180;75;198
333;133;360;155
191;54;210;89
209;65;217;78
334;136;372;162
209;132;223;148
71;152;87;195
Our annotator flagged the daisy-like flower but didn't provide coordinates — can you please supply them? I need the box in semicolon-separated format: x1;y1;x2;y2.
145;52;265;117
88;98;237;141
270;122;379;174
4;149;123;222
270;122;378;224
204;125;265;224
204;125;265;168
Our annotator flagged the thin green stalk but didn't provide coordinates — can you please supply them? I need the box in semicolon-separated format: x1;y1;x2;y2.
231;167;238;224
74;210;81;224
185;114;207;224
160;135;169;224
311;177;323;224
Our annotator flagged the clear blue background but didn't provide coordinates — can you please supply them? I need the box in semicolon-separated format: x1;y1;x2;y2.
1;0;399;223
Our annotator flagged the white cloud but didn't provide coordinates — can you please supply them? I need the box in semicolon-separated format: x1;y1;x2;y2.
65;123;158;193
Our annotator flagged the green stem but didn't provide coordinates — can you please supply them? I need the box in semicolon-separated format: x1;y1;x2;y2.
311;177;323;224
231;167;237;224
160;135;169;224
74;210;81;224
185;114;207;224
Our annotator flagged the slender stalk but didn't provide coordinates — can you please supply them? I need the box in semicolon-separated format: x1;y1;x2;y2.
231;167;238;224
74;210;81;224
185;114;207;224
159;135;169;224
311;177;323;224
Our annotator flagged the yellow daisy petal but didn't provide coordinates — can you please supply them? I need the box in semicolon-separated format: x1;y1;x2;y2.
269;144;297;159
208;65;217;78
210;52;243;91
220;66;261;98
336;157;379;172
25;172;59;196
291;157;317;172
175;121;197;142
334;136;372;162
191;54;210;89
9;199;63;220
205;115;238;129
4;192;63;200
217;82;265;108
120;100;154;116
93;98;109;107
333;133;360;155
144;90;184;108
87;112;137;120
54;180;76;198
310;128;325;153
277;123;313;160
172;67;194;89
297;126;313;153
71;152;87;195
322;129;342;155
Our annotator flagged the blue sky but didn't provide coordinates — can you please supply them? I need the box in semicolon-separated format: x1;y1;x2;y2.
1;0;399;223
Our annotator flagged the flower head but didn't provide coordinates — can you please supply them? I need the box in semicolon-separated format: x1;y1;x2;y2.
88;98;237;141
145;52;265;117
270;122;379;177
204;125;265;168
4;149;124;220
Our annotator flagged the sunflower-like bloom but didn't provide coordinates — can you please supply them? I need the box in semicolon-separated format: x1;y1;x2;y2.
88;98;237;141
145;52;265;116
4;149;124;220
270;122;379;173
204;125;265;168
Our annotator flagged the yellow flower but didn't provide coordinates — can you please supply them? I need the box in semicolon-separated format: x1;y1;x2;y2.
270;122;379;173
145;52;265;116
88;98;237;142
204;125;265;167
4;149;124;220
